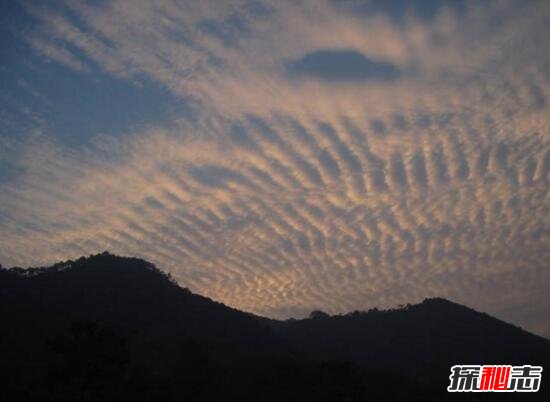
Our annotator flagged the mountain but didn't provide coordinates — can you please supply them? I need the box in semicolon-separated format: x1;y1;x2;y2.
0;253;291;372
1;253;548;401
267;298;550;385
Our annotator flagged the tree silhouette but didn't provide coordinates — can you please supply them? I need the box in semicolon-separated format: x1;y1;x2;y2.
170;339;216;401
309;310;330;319
46;321;131;402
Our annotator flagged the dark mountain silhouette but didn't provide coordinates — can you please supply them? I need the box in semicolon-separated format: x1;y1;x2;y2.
1;252;548;401
267;298;550;386
0;253;290;372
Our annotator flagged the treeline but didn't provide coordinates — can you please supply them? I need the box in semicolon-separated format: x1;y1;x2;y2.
1;321;445;402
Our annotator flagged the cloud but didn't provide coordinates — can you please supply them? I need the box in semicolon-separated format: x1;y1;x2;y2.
1;0;549;337
287;50;400;82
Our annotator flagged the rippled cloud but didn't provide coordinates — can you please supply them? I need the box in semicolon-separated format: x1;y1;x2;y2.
1;0;549;336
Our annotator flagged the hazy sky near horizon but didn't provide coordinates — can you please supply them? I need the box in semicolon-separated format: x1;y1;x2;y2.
1;0;549;336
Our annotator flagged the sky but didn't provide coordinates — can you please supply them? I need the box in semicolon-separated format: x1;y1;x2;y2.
0;0;549;336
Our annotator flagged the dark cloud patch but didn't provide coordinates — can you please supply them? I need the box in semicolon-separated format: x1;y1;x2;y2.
341;117;367;144
295;158;324;185
476;147;491;177
370;119;387;136
287;119;319;148
248;166;282;189
313;231;326;250
431;145;450;185
189;164;257;190
506;166;518;187
307;203;325;220
318;122;363;173
296;232;311;253
247;115;287;148
496;143;509;171
451;139;470;180
392;114;408;131
287;50;400;82
228;121;259;150
435;112;455;128
414;114;432;130
390;153;408;188
319;149;341;179
270;159;302;188
144;196;165;210
412;150;428;187
528;82;546;109
366;152;388;191
317;122;339;144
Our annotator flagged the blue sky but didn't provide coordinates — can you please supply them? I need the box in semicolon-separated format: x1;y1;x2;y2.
0;0;549;337
1;1;189;149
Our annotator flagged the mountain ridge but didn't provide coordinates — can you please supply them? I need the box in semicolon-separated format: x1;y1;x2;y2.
2;252;543;334
1;252;548;401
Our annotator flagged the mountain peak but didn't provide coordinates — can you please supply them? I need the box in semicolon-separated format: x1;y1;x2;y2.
421;296;454;305
3;251;177;284
417;296;467;311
